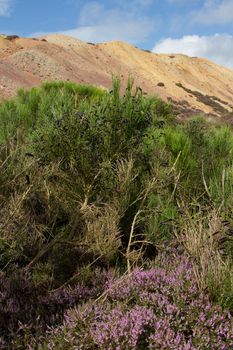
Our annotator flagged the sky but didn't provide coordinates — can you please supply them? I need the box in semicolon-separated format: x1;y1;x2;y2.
0;0;233;68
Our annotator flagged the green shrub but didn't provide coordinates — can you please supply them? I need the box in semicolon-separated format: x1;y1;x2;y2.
0;79;232;315
0;81;106;143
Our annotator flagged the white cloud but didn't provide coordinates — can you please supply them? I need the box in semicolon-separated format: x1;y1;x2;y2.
31;1;155;44
60;22;153;43
193;0;233;25
0;0;12;16
152;34;233;68
70;2;154;43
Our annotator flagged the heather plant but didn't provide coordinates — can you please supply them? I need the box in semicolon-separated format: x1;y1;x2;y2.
0;267;114;348
26;255;233;350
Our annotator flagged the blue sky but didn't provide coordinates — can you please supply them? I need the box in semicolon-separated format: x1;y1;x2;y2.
1;0;233;68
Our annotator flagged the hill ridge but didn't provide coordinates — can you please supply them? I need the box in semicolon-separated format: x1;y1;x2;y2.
1;33;233;121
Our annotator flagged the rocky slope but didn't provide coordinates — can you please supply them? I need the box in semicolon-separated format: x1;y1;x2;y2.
1;33;233;121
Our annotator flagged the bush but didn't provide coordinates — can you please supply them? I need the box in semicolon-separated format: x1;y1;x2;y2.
0;268;114;348
29;255;233;350
0;81;106;143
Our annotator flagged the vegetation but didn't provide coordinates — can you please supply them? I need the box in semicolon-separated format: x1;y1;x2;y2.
0;79;232;349
28;256;233;350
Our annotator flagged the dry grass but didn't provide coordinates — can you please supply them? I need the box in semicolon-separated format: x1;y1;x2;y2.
175;210;227;258
82;204;121;260
175;210;233;306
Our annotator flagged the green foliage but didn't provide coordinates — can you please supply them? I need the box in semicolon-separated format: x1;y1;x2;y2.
0;81;106;143
0;79;232;317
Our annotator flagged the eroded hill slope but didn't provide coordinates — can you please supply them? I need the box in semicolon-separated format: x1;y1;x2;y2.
1;34;233;120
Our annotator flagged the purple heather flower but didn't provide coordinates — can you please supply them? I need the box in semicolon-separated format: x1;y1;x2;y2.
13;256;233;350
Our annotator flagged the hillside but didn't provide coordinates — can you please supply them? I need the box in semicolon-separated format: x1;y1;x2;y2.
1;34;233;121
